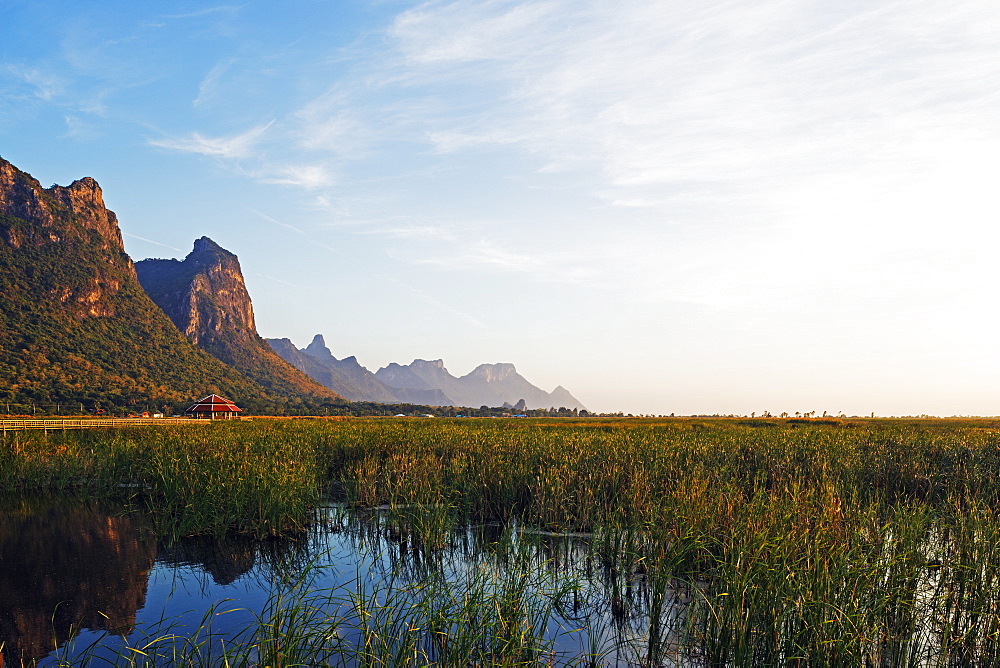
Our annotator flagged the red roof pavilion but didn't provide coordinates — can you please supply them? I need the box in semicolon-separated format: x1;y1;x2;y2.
186;394;243;419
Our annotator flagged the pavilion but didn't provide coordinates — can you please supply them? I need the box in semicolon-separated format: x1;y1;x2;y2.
186;394;243;419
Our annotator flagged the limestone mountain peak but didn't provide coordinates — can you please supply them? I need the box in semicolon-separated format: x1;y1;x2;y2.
306;333;329;352
0;157;130;319
191;236;236;258
304;334;337;364
137;238;255;341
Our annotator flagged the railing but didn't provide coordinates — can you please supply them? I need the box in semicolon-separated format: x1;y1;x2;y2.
0;418;214;433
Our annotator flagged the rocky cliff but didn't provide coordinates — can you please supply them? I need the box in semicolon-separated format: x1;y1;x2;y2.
0;159;130;319
137;239;340;401
0;160;123;252
0;155;290;412
136;238;255;345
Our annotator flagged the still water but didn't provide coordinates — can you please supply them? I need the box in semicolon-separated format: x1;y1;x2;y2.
0;496;671;666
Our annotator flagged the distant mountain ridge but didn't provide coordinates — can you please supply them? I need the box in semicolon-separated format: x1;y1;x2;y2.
303;335;400;403
268;333;586;410
266;335;451;405
376;358;586;410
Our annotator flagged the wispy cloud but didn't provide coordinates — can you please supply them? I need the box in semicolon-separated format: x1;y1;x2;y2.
413;238;598;285
250;209;307;236
381;276;488;329
148;121;273;159
372;225;457;241
4;64;65;101
384;0;1000;220
193;58;236;107
419;240;546;273
159;6;244;20
123;232;183;252
249;209;348;257
254;272;298;288
390;0;558;65
257;162;335;189
293;91;368;155
61;115;99;139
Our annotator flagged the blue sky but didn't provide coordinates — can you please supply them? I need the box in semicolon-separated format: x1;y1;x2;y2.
2;1;999;416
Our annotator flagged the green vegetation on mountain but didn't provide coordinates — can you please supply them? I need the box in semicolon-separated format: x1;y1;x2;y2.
0;219;244;412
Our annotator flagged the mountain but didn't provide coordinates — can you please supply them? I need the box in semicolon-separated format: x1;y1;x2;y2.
301;335;399;403
548;385;582;410
136;239;340;402
267;334;451;405
377;359;472;405
0;156;289;412
375;359;587;410
267;335;394;402
265;338;346;393
374;362;437;392
0;154;582;414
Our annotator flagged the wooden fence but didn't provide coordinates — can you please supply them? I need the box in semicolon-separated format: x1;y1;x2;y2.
0;418;215;434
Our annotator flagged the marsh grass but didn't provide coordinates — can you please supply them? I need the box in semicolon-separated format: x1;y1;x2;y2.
9;417;1000;662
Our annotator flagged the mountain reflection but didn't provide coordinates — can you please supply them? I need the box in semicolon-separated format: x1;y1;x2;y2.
157;535;260;586
0;495;296;665
0;496;155;666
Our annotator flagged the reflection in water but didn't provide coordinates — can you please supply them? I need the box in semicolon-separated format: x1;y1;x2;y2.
0;497;321;666
5;497;998;665
0;496;155;666
156;535;258;586
1;498;660;666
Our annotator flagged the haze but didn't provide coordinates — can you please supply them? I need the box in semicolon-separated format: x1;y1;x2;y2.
2;1;998;416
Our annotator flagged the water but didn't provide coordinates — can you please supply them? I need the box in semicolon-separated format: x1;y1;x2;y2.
0;496;672;666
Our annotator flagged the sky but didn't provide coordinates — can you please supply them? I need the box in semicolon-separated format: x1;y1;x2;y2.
2;1;999;416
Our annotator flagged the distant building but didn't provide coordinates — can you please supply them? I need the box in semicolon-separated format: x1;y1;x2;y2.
186;394;243;419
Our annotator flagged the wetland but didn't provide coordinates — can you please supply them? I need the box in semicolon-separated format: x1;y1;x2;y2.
4;417;1000;665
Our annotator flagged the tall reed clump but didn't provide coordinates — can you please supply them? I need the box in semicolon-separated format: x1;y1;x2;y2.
0;423;325;538
126;425;322;539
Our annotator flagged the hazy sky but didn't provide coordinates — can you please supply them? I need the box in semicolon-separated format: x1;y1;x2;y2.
2;1;999;416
